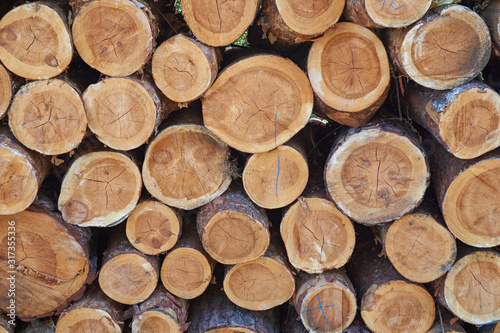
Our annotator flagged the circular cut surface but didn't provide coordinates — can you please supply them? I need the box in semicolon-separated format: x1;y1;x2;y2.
83;77;158;151
202;210;270;264
58;151;142;227
224;257;295;310
365;0;431;27
181;0;260;46
0;211;90;319
0;3;72;79
401;5;490;90
99;253;157;305
281;197;355;273
132;310;182;333
0;64;12;118
276;0;344;35
325;128;429;224
161;247;212;299
243;145;308;209
444;251;500;324
443;159;500;247
9;79;87;155
72;0;153;76
203;54;313;153
152;35;214;102
308;22;390;113
56;308;121;333
361;280;435;333
439;86;500;159
299;283;357;332
126;201;181;255
0;146;39;214
385;213;456;282
143;124;231;210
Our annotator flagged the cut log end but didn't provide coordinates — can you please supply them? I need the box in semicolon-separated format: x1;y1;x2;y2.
224;257;295;311
281;197;355;273
202;54;313;153
72;0;154;76
274;0;344;37
438;86;500;159
143;124;232;210
364;0;431;27
394;5;491;90
444;251;500;325
9;79;87;155
308;23;390;126
126;201;182;255
0;64;12;119
181;0;260;46
325;126;429;224
152;35;218;103
55;308;121;333
83;77;160;151
161;247;212;299
361;281;435;333
385;213;456;283
243;145;309;209
442;158;500;247
0;3;72;79
99;253;158;305
131;311;182;333
58;151;142;227
201;210;270;264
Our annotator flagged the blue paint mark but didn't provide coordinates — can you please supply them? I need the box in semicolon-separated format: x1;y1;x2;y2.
301;304;336;314
275;156;280;202
390;0;407;9
317;294;331;331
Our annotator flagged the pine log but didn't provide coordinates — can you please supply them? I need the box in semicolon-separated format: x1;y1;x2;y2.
180;0;260;47
0;127;50;215
344;0;431;28
280;181;355;273
0;2;72;79
142;108;233;210
348;227;435;333
72;0;155;76
294;270;357;333
223;233;295;311
242;136;309;209
424;138;500;248
386;4;491;90
55;284;125;333
8;79;87;155
202;54;313;153
126;200;182;255
0;206;95;320
481;0;500;58
152;34;219;103
160;221;215;299
129;285;188;333
0;64;12;119
378;201;457;283
0;315;13;333
19;318;56;333
196;186;271;264
430;248;500;325
406;81;500;159
99;228;159;305
187;283;280;333
308;23;390;126
324;122;430;224
255;0;344;46
58;150;142;227
83;76;172;151
479;323;500;333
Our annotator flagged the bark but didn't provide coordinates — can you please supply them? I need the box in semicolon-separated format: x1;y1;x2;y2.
481;0;500;58
18;318;56;333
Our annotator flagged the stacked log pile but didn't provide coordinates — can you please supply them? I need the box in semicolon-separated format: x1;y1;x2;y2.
0;0;499;332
